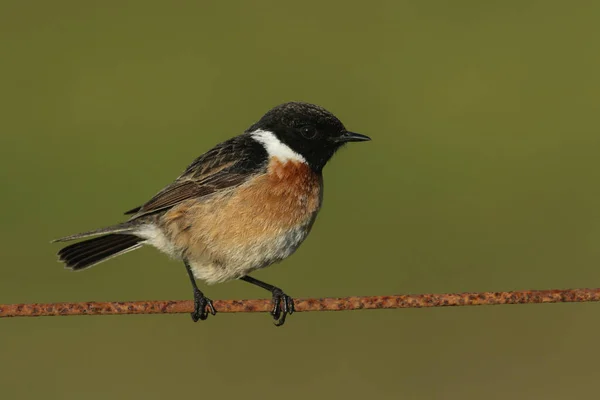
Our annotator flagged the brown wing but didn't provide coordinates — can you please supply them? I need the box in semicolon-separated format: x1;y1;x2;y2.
126;135;267;219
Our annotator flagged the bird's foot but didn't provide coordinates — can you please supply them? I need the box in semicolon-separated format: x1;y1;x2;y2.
271;288;295;327
191;288;216;322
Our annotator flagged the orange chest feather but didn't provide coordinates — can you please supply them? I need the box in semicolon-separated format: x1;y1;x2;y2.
229;157;323;226
264;157;322;210
268;157;320;189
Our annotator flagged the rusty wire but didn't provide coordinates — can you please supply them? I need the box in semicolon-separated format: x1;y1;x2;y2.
0;287;599;318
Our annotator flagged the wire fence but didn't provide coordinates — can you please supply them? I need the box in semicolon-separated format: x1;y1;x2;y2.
1;287;598;318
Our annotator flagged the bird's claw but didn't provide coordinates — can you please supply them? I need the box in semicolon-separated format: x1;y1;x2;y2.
191;288;216;322
271;288;295;327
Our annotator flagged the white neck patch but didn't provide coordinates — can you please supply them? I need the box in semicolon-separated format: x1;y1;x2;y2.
250;129;306;163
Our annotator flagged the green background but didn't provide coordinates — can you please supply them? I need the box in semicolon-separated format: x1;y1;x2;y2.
2;1;600;399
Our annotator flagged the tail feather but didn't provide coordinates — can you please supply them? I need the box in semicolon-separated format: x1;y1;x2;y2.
58;234;144;271
52;223;137;243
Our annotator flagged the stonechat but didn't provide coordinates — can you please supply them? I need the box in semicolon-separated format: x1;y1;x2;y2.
54;102;371;326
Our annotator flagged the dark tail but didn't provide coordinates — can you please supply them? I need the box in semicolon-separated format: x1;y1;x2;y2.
57;234;144;271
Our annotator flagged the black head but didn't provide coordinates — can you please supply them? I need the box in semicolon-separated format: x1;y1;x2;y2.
247;102;370;171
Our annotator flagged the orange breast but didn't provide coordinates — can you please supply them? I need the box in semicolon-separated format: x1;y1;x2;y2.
264;157;322;215
221;157;322;235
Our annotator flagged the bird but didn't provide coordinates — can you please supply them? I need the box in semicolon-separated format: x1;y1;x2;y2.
53;101;371;326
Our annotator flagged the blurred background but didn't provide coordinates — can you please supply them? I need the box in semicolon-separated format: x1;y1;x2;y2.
2;1;600;399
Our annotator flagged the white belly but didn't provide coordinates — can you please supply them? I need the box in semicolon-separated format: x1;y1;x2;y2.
189;222;312;284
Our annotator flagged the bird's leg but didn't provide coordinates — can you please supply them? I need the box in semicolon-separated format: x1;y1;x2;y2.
184;261;216;322
240;275;294;326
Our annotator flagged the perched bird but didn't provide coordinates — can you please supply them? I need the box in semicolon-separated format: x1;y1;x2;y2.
53;102;371;326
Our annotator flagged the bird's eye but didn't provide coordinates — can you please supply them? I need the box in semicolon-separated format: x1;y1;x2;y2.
300;126;318;139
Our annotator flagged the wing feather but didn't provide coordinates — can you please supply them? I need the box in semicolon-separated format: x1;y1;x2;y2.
126;135;267;219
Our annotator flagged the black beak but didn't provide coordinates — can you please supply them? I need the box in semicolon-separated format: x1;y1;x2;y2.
335;131;371;143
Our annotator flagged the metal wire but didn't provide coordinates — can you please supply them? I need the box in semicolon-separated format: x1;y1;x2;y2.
1;287;598;318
